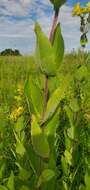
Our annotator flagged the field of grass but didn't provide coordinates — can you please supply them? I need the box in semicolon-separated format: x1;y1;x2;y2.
0;56;35;106
0;51;89;105
0;51;90;190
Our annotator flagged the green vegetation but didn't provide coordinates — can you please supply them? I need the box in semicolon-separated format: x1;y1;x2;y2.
0;0;90;189
0;51;90;190
0;56;35;106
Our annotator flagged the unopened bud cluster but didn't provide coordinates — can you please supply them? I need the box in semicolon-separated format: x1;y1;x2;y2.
72;2;90;48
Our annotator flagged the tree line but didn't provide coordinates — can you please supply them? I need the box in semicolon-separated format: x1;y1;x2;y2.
0;49;21;56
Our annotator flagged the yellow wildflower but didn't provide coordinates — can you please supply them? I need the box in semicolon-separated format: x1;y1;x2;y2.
10;111;18;121
10;106;24;122
81;7;88;14
72;3;83;16
16;106;24;115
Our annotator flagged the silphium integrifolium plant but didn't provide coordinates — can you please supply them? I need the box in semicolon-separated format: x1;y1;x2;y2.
72;2;90;48
0;1;90;190
24;0;70;189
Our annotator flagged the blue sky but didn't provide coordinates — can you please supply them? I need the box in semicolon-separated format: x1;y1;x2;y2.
67;0;89;6
0;0;90;54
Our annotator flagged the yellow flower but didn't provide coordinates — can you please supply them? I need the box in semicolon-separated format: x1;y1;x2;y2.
10;106;24;121
86;2;90;12
10;111;17;121
72;3;83;16
81;7;88;14
16;106;24;115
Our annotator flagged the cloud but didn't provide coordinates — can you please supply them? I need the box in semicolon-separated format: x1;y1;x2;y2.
0;0;51;17
0;0;90;54
0;0;32;17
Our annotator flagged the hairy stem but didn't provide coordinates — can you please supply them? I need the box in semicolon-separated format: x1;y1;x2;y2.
41;75;48;123
49;11;59;42
41;11;59;125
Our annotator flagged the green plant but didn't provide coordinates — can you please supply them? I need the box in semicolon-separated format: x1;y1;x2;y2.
0;0;90;190
72;2;90;48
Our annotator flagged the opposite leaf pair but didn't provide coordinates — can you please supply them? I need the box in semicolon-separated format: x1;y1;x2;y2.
35;22;64;77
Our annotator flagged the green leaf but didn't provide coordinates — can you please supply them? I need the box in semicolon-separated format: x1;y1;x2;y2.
27;145;39;175
64;131;71;151
16;163;31;181
69;98;79;112
44;76;70;123
75;65;88;81
64;106;74;128
7;171;15;190
63;181;68;190
85;172;90;190
45;109;60;156
14;132;25;156
0;186;8;190
16;141;25;156
50;0;66;12
19;186;30;190
25;76;43;118
0;116;7;132
35;22;57;76
37;169;55;188
0;163;5;179
45;109;59;136
67;126;75;140
64;106;75;140
61;156;68;176
79;184;86;190
52;23;64;67
64;150;72;166
31;115;50;159
72;144;80;166
15;116;24;134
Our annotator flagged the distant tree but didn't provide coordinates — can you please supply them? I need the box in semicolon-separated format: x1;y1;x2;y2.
14;49;21;56
0;49;21;56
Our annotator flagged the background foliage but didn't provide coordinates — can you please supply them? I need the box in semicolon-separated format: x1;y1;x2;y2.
0;50;90;190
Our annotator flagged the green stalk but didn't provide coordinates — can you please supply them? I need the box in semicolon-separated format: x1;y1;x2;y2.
41;10;59;126
39;9;60;190
49;11;59;42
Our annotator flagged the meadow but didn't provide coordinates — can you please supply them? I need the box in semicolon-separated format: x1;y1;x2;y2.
0;52;89;103
0;0;90;189
0;56;35;107
0;51;90;190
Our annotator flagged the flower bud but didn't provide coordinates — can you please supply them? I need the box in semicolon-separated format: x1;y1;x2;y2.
50;0;66;13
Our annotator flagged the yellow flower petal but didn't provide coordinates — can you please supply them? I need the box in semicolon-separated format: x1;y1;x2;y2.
10;106;24;122
72;3;83;16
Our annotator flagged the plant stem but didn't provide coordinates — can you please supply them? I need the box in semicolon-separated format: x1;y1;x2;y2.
41;11;59;125
41;75;48;123
49;11;59;42
39;10;60;190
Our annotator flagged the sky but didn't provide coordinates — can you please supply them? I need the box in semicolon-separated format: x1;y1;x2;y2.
0;0;90;55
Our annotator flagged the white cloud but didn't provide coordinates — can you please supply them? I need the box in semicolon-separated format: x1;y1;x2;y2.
0;0;32;16
0;0;90;54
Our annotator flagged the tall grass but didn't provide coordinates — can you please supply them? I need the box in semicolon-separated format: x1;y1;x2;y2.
0;56;35;107
0;51;89;108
